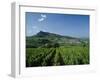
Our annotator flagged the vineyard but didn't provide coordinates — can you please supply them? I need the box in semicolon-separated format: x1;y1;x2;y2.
26;46;89;67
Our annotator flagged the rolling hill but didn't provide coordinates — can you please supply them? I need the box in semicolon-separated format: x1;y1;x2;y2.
26;31;87;48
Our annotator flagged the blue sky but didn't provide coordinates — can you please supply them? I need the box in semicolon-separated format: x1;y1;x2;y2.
26;12;89;38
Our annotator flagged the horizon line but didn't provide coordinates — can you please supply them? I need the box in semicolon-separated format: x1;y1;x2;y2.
26;30;89;38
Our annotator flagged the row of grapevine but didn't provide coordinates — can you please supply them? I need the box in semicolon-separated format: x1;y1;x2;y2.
26;46;89;67
26;48;54;67
41;48;56;66
59;46;89;65
53;48;65;66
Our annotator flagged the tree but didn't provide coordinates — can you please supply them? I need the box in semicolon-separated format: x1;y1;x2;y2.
53;43;60;48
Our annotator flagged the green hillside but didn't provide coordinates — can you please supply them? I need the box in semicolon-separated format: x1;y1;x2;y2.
26;31;89;67
26;31;88;48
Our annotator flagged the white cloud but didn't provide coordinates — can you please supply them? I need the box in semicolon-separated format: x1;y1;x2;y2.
41;14;47;18
38;18;45;22
38;14;47;22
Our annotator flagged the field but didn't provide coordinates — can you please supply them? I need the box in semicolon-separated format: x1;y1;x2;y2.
26;45;89;67
25;12;89;67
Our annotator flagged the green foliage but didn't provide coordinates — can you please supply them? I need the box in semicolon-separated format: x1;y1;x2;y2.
26;31;85;48
26;45;89;67
26;31;89;67
53;48;65;66
42;48;56;66
53;43;60;48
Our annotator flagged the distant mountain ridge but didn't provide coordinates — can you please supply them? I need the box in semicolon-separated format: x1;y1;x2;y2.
26;31;87;48
33;31;78;39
